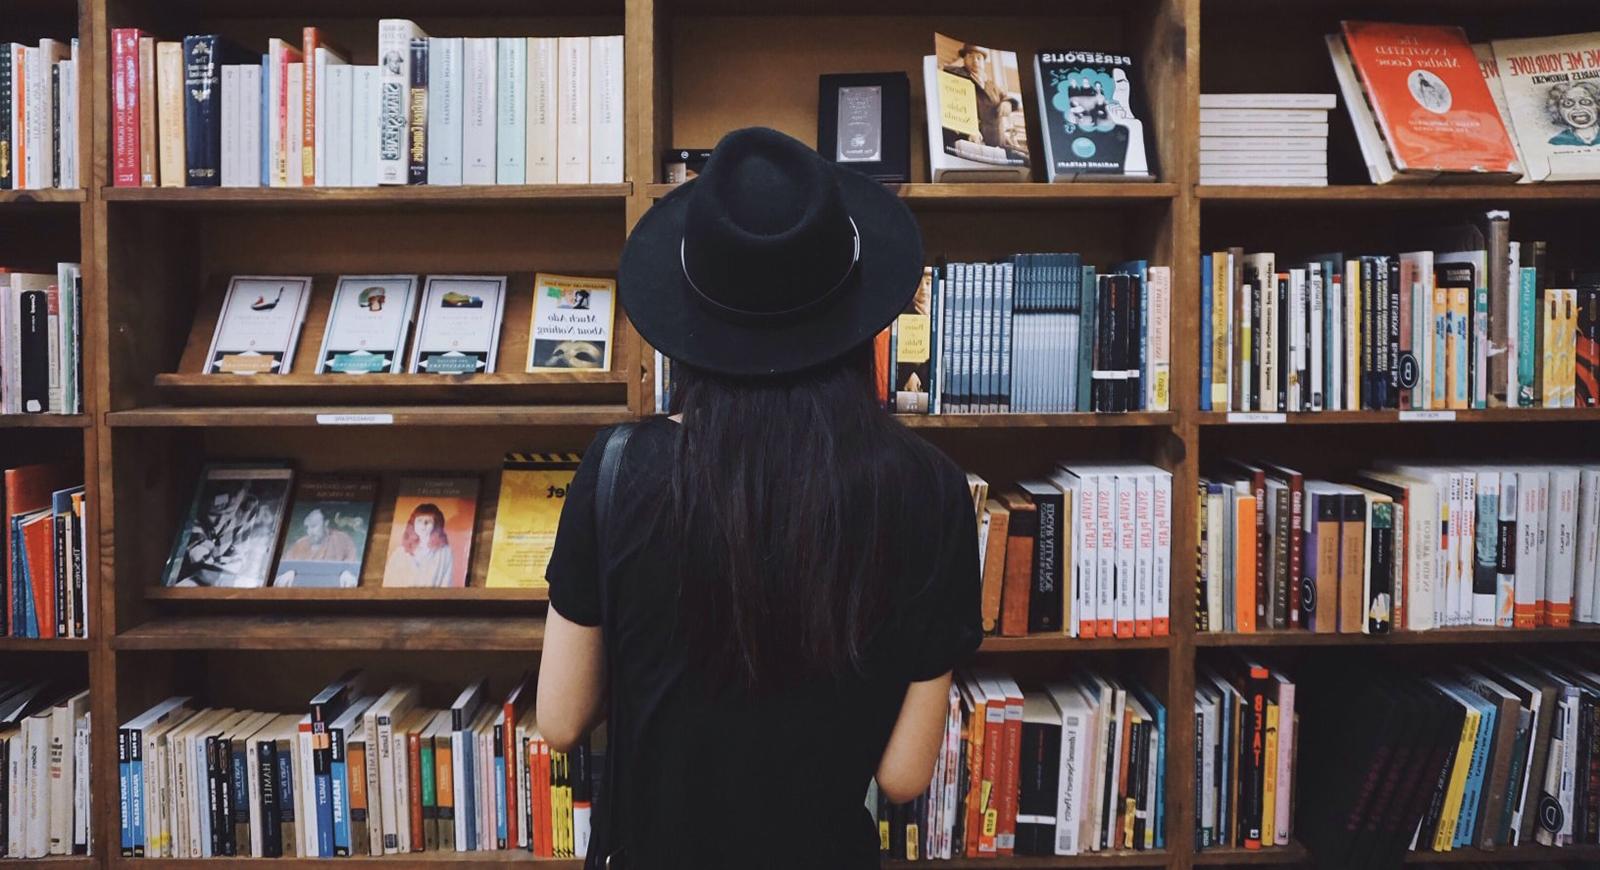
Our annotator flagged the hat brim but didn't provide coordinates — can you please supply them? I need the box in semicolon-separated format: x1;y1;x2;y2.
618;166;924;377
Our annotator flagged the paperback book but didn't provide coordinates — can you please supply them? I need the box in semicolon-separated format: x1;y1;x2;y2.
380;475;479;588
484;453;582;589
1032;50;1153;181
315;275;419;374
525;274;614;372
205;276;313;374
408;276;507;374
923;33;1030;182
162;464;293;588
273;476;377;588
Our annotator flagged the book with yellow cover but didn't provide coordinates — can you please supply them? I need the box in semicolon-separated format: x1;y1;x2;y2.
484;452;581;588
1261;701;1279;848
1432;687;1479;851
526;273;615;372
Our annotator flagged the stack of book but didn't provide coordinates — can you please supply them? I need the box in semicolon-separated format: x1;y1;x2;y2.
1198;93;1334;187
1194;659;1296;852
118;674;600;859
1197;459;1600;635
0;40;81;190
3;263;83;416
967;465;1172;641
1300;654;1600;864
0;682;90;859
875;668;1165;860
3;462;87;640
109;24;623;189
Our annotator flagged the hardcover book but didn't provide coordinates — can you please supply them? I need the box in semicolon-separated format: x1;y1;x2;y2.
273;476;376;588
526;274;614;372
1490;32;1600;182
484;453;582;589
1033;50;1153;181
316;275;419;374
205;276;313;375
377;19;427;185
923;33;1030;181
409;275;507;375
162;464;294;588
381;476;480;588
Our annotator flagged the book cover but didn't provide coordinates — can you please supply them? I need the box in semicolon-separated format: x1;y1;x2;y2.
931;34;1029;173
376;20;425;185
484;453;582;589
161;464;293;588
1018;480;1065;634
381;475;479;588
891;266;935;413
409;276;507;375
155;41;186;187
273;476;376;588
1491;32;1600;182
525;274;614;372
1033;50;1152;181
205;276;313;375
316;275;419;374
182;36;250;187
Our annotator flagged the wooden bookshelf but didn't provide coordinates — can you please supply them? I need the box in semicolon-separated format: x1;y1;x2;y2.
0;0;1583;867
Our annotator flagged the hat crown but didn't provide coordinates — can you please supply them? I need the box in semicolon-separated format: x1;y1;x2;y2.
681;128;858;319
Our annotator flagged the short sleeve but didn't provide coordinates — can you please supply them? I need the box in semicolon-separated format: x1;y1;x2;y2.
888;470;984;682
545;429;609;627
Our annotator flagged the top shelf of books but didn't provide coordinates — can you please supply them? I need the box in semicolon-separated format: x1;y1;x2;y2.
645;183;1177;207
1197;183;1600;205
101;183;631;209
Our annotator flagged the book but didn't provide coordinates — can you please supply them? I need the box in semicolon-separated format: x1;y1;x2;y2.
408;276;508;375
161;464;294;588
380;476;480;588
589;35;625;184
406;39;428;185
315;275;420;374
204;276;313;375
484;453;582;589
496;38;526;184
426;38;462;186
1491;32;1600;182
273;476;377;588
556;37;588;183
182;36;249;187
924;34;1030;181
525;274;615;372
377;19;428;185
461;38;495;185
525;38;559;184
155;41;186;187
1033;50;1153;181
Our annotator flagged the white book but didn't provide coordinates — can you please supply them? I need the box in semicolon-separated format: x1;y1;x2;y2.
1515;469;1545;628
361;721;383;854
297;716;317;856
1327;268;1343;410
316;275;419;374
313;47;347;185
5;730;20;857
1471;470;1499;626
1308;262;1324;410
1324;34;1398;185
351;67;379;187
1288;268;1305;411
496;37;526;184
1546;467;1579;626
220;65;240;186
1491;32;1600;182
1199;135;1327;151
363;685;418;855
589;34;624;184
285;63;304;188
71;713;87;856
1132;471;1154;637
1150;468;1171;637
377;20;427;185
23;710;50;857
1148;266;1170;412
1576;468;1600;624
240;65;262;188
1199;108;1329;124
525;37;559;183
1113;471;1136;637
204;276;313;375
461;38;496;185
36;42;70;187
1200;150;1328;165
1201;174;1328;187
426;38;464;186
1200;93;1337;109
1056;471;1094;638
409;275;507;374
46;690;87;855
1198;121;1328;137
557;36;590;183
323;64;355;187
59;56;77;188
1458;471;1478;626
1202;162;1329;178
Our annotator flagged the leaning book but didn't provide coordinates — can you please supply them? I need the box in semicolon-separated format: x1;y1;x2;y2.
1490;32;1600;182
526;273;615;372
162;463;294;588
315;275;419;374
204;276;313;374
484;452;582;589
923;33;1031;182
272;475;377;588
408;275;507;374
1033;50;1154;181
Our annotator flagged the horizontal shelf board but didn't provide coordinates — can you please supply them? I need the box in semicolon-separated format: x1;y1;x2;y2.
0;188;86;204
148;586;548;603
646;182;1176;207
900;412;1178;429
153;373;631;409
114;616;546;651
112;857;581;869
1194;842;1308;865
1404;843;1600;863
981;634;1170;652
0;414;91;428
885;851;1168;868
107;404;637;428
0;637;90;652
1198;408;1600;426
1197;626;1600;647
102;184;630;208
1198;182;1600;205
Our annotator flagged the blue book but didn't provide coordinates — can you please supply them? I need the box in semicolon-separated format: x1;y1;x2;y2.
1078;264;1097;411
1131;685;1167;849
229;740;251;855
1200;255;1213;410
493;725;507;847
181;36;251;186
330;734;348;855
1452;687;1494;847
119;731;132;855
130;735;144;854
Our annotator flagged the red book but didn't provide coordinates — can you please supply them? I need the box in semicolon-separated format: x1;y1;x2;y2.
112;29;145;187
406;727;424;851
500;673;533;850
300;28;346;186
1341;21;1521;176
995;677;1024;857
21;512;54;639
4;463;75;636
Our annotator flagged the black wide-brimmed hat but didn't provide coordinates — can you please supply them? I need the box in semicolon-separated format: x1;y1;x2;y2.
619;127;924;377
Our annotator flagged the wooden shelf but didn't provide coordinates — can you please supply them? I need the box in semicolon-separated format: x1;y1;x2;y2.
0;188;87;204
111;858;581;869
884;852;1169;868
1404;843;1600;863
981;634;1171;652
152;372;631;407
106;404;637;428
900;412;1179;429
1196;626;1600;647
645;182;1177;207
147;586;548;603
101;184;630;209
0;414;92;428
1198;182;1600;205
113;616;546;651
1198;408;1600;426
1193;842;1308;865
0;637;91;652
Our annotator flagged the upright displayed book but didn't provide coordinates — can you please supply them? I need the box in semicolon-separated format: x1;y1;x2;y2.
1033;50;1153;181
923;33;1030;182
484;453;582;589
162;464;294;588
272;476;377;588
204;276;313;375
1490;31;1600;182
525;274;615;372
380;475;479;588
408;276;507;374
315;275;420;374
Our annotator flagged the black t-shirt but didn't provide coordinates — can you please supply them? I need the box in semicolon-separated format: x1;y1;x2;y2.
547;416;983;869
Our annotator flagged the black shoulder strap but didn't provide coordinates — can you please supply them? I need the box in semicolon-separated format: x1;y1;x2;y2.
592;421;635;868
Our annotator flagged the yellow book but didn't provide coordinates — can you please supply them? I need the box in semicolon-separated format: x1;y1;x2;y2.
527;273;616;372
1544;291;1562;408
1434;701;1479;851
1262;702;1280;848
485;453;582;589
1561;288;1578;408
155;41;185;187
1212;252;1231;409
1448;286;1471;410
1348;260;1362;411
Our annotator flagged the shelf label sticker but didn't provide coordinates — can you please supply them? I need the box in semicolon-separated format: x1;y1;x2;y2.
1226;412;1286;424
1399;410;1455;422
315;413;395;426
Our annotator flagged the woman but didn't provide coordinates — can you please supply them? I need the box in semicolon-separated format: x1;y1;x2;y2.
538;128;982;868
384;503;453;587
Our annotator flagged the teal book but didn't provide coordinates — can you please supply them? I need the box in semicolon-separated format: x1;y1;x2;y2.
1518;266;1537;407
1454;688;1495;847
1078;264;1097;411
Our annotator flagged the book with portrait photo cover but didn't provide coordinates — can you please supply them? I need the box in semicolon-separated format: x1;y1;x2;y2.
381;474;480;588
923;33;1032;182
408;275;507;374
315;275;420;374
526;273;614;372
205;276;314;374
1490;31;1600;182
162;463;294;588
272;475;377;588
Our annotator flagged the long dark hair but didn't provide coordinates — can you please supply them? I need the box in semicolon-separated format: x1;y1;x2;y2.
669;343;935;687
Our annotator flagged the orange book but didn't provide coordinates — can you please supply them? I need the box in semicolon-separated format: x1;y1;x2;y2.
21;512;55;639
1341;21;1521;176
347;736;369;854
873;327;891;408
12;55;24;188
1338;492;1369;634
979;500;1010;635
435;736;454;851
995;677;1024;856
3;463;75;636
536;739;553;857
1117;701;1135;846
978;682;1005;856
960;678;988;857
1234;493;1258;633
997;490;1035;637
406;725;425;851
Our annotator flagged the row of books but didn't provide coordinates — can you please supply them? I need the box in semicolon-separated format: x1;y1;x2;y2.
1302;652;1600;864
1198;459;1600;635
201;273;613;376
110;26;622;189
118;673;597;859
163;457;579;592
967;464;1172;640
0;682;90;859
0;40;80;190
3;264;83;415
1198;93;1333;187
1193;659;1296;851
874;668;1164;859
2;463;87;640
1329;22;1600;184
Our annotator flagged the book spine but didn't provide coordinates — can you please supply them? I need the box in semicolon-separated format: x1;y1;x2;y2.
1200;256;1213;410
589;35;624;184
407;39;428;185
323;66;352;186
351;67;377;187
461;38;496;185
182;36;222;186
426;39;462;185
376;20;418;185
0;48;12;190
155;42;185;187
496;37;526;184
525;38;559;183
556;37;589;183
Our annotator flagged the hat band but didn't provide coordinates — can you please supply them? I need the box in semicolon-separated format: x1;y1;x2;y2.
679;216;861;321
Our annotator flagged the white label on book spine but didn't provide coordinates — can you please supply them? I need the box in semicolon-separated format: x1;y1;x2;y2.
1226;412;1286;424
1399;410;1456;421
316;413;395;426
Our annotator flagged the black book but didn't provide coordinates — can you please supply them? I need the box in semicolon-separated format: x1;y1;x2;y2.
206;733;227;856
1387;257;1401;408
0;739;8;848
1092;274;1115;411
1018;480;1065;633
1298;677;1405;867
230;735;252;857
51;62;61;187
0;49;12;190
1344;687;1428;865
1126;274;1144;411
1415;692;1468;851
1235;663;1272;847
19;288;50;413
182;36;253;186
1276;273;1289;413
1389;684;1469;860
1366;498;1394;635
1360;256;1377;408
407;38;428;185
1016;692;1062;855
259;741;282;857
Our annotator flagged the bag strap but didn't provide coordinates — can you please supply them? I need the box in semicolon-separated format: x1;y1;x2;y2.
593;422;636;868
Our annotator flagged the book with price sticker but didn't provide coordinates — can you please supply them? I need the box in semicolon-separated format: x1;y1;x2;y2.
316;276;419;374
